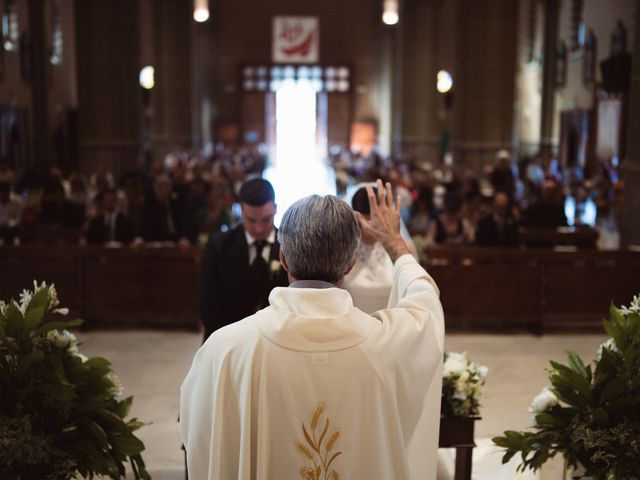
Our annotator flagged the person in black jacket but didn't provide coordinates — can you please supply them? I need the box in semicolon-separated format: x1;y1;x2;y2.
141;174;197;247
199;178;288;342
86;188;135;246
476;192;520;247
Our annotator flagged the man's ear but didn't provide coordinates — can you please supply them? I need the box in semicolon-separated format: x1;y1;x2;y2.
279;250;290;273
343;256;357;277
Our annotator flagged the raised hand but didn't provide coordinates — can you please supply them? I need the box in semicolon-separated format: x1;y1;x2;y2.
355;179;412;262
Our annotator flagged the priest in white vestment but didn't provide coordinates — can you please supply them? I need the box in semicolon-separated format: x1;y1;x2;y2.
180;180;445;480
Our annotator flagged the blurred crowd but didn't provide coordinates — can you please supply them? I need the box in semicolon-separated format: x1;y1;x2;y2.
332;147;622;249
0;143;623;249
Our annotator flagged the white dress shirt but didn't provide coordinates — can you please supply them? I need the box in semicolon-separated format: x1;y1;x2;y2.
244;228;276;265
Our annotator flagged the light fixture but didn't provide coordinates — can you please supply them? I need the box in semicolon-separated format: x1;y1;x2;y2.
382;0;399;25
437;70;453;93
193;0;210;22
139;66;155;90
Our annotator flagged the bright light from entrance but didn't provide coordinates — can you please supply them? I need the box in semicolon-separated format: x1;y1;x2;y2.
264;78;336;226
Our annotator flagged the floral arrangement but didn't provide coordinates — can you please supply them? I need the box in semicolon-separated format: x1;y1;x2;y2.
0;281;150;480
492;293;640;480
441;351;488;418
270;259;283;280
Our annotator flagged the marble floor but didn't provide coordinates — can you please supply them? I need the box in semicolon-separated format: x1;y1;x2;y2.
77;330;607;479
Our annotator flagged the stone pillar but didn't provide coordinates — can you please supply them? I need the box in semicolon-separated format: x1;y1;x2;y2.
620;0;640;247
75;0;142;175
28;0;48;166
452;0;519;172
399;0;439;161
191;13;216;151
374;22;397;157
539;0;559;157
151;0;192;161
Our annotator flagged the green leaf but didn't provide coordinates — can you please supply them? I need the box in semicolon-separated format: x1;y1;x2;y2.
115;396;134;418
24;306;45;331
599;377;626;403
32;318;84;337
603;319;624;350
127;419;145;432
131;454;151;480
0;324;9;346
28;285;51;311
84;357;112;376
73;442;117;475
551;384;587;408
610;303;625;325
5;301;25;337
534;412;564;427
549;362;592;400
111;432;145;456
566;351;589;380
16;350;45;376
83;420;110;449
95;409;131;433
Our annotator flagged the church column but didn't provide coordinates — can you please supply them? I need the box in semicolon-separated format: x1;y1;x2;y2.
539;0;559;157
621;0;640;247
452;0;519;172
399;0;439;162
74;0;141;175
150;0;192;161
28;0;48;165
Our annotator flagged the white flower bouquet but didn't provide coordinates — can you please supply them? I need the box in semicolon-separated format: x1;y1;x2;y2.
441;351;488;417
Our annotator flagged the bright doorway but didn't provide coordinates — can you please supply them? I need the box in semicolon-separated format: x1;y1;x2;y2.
263;78;336;225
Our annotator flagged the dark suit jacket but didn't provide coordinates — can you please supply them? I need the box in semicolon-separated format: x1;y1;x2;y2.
86;212;135;245
475;214;520;247
523;201;567;229
199;224;289;341
141;196;197;244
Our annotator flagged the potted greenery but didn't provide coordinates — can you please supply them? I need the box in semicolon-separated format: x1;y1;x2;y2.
493;294;640;480
0;281;150;480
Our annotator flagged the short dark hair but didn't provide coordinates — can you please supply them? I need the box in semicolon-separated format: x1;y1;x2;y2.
351;186;377;216
239;178;275;206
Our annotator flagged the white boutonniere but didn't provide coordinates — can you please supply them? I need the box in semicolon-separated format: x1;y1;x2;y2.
269;259;282;280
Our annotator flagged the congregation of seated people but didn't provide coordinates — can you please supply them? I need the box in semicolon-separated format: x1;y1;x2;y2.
0;143;618;249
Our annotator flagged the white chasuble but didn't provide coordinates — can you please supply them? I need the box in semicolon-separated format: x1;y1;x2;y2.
180;254;445;479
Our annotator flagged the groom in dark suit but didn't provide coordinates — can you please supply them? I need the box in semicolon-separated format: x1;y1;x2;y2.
199;178;288;342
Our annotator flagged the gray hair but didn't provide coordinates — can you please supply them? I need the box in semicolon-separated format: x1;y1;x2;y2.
279;195;361;283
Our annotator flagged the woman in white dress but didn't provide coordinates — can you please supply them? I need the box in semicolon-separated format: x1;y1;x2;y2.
343;184;417;313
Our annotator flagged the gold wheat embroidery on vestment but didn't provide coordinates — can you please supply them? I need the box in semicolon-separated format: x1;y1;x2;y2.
296;402;343;480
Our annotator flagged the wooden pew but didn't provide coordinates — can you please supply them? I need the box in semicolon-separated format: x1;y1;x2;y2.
82;247;200;329
0;246;200;330
422;246;640;332
1;246;639;332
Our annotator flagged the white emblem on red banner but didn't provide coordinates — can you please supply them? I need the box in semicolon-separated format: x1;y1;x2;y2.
272;16;319;64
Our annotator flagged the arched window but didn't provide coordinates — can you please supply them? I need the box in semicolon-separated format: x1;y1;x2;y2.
1;0;19;53
570;0;585;51
48;0;63;65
